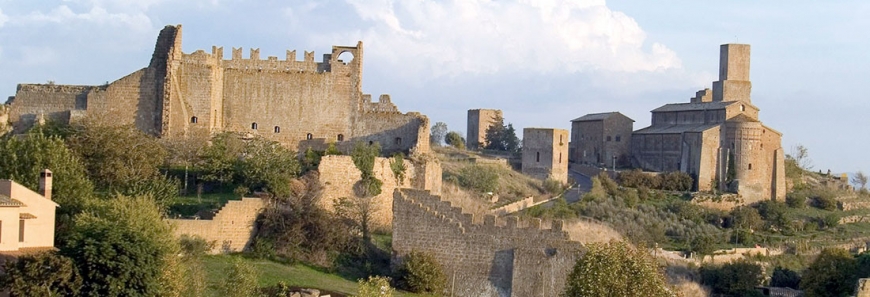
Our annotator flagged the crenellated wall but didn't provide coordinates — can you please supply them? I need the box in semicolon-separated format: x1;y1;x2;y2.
169;197;266;254
392;189;583;296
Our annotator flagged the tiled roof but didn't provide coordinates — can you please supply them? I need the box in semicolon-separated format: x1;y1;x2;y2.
727;114;759;122
19;213;37;220
0;195;23;207
571;112;633;122
651;101;735;112
633;123;720;135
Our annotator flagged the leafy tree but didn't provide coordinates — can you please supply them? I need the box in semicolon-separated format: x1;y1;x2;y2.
179;235;212;297
770;266;801;290
729;206;763;231
660;171;694;191
699;260;765;297
220;258;260;297
786;194;806;208
689;235;717;261
801;248;857;297
444;131;465;149
395;250;447;294
357;276;394;297
563;241;673;297
483;114;520;152
161;131;210;194
755;200;790;230
430;122;448;146
0;251;82;297
199;132;300;197
61;195;183;297
351;141;383;198
457;165;499;193
853;171;868;190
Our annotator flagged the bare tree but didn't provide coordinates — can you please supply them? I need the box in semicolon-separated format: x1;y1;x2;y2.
791;144;813;170
430;122;448;146
852;171;868;190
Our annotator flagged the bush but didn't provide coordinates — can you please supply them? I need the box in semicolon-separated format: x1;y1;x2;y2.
357;276;395;297
700;260;765;297
445;131;465;149
802;248;857;297
770;266;800;290
220;257;260;297
813;193;838;211
543;178;565;194
395;250;447;294
0;251;82;297
457;165;499;193
661;171;694;191
785;195;806;208
820;213;840;229
563;241;672;297
617;169;661;189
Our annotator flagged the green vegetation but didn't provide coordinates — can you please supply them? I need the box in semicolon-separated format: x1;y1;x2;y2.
699;260;765;297
801;248;862;297
563;241;673;297
617;169;693;192
444;131;465;149
394;250;447;294
219;257;260;297
457;164;499;193
0;251;82;297
357;276;395;297
429;122;448;146
483;113;520;153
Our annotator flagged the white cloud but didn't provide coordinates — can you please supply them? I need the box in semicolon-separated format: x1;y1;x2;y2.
20;5;153;32
0;8;8;28
325;0;681;80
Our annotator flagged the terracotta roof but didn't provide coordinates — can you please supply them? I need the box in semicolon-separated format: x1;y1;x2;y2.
571;112;633;122
0;195;23;207
633;123;720;135
19;213;37;220
651;101;735;112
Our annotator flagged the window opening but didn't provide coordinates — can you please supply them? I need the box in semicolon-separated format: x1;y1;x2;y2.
306;133;313;140
190;116;198;124
274;126;280;133
251;122;258;130
338;134;344;141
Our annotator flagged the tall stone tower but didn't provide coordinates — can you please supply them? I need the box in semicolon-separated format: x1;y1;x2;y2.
522;128;570;184
713;44;751;103
466;109;503;149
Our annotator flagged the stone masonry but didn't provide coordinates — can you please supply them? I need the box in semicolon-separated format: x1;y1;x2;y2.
522;128;569;184
169;197;265;254
5;24;429;155
569;112;634;168
392;189;583;297
467;109;503;150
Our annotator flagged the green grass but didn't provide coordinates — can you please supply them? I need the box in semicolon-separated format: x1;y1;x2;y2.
202;255;424;297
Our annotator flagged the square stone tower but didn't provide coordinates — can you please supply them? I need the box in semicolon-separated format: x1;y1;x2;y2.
466;109;503;149
522;128;570;184
713;44;752;103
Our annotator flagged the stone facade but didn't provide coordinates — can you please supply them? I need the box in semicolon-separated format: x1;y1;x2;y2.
522;128;569;184
569;112;634;168
317;155;442;230
392;189;583;297
467;109;503;150
169;197;265;254
0;169;58;252
631;44;784;203
5;25;429;155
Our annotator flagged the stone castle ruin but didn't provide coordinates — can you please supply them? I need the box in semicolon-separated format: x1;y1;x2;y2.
4;24;429;155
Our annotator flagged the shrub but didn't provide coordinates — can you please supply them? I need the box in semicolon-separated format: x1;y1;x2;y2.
700;260;765;297
820;213;840;229
813;193;838;211
618;169;661;189
457;165;499;193
543;178;565;194
770;266;800;290
802;248;857;297
0;251;82;297
220;257;260;297
445;131;465;149
660;171;693;191
563;241;672;297
395;250;447;294
357;276;395;297
785;194;805;208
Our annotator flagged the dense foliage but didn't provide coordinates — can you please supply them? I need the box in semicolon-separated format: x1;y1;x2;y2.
483;114;520;152
457;164;500;193
801;248;859;297
199;132;300;197
617;169;693;192
395;250;447;294
562;241;673;297
0;251;82;297
430;122;448;146
445;131;465;149
699;260;765;297
357;276;395;297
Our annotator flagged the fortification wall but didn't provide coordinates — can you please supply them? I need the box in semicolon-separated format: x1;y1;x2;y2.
318;155;440;230
8;84;91;132
169;197;265;254
392;189;583;296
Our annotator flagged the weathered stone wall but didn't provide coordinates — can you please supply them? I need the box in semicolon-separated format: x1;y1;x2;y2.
392;189;583;297
602;115;634;167
467;109;502;150
522;128;569;184
318;155;441;230
7;84;91;132
571;120;603;165
169;197;265;254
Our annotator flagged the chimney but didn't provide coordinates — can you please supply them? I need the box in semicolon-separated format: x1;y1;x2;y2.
39;169;52;200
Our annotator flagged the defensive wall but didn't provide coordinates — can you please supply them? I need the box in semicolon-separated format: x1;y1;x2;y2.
318;155;442;230
169;197;265;254
392;189;583;297
5;24;429;156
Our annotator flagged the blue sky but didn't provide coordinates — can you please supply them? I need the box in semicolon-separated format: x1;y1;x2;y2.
0;0;868;174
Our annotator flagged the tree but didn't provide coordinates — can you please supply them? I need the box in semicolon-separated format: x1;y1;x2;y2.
699;260;765;296
444;131;465;149
790;144;813;171
801;248;857;297
770;266;800;290
395;250;447;294
220;258;259;297
483;114;520;152
729;206;763;231
199;132;300;197
357;276;394;297
853;171;868;190
61;195;183;297
689;235;717;262
563;241;673;297
0;251;82;297
430;122;448;146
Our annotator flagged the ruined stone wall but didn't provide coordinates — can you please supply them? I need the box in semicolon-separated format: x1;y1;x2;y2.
169;197;265;254
7;84;91;132
392;189;583;297
467;109;502;150
522;128;569;184
318;155;441;230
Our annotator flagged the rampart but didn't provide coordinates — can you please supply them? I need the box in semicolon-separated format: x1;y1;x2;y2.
168;197;265;254
318;155;441;229
392;189;584;297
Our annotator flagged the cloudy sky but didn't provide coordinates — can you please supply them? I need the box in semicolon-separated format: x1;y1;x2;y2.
1;0;868;174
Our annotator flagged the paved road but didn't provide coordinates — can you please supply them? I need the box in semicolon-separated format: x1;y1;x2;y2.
564;167;593;203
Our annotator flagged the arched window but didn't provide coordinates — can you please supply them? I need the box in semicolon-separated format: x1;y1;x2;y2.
251;122;258;130
536;152;540;162
306;133;313;140
190;116;198;124
740;104;746;111
274;126;280;133
395;137;402;145
337;134;344;141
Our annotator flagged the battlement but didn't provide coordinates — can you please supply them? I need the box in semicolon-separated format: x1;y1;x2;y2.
16;84;102;94
395;189;569;239
362;94;400;113
176;41;361;75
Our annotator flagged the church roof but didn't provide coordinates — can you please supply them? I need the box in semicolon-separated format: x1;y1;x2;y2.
571;112;633;122
726;114;759;122
651;101;735;112
633;123;720;135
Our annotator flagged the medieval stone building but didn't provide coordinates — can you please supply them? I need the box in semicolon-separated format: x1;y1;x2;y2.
569;112;634;168
631;44;785;202
466;108;503;149
522;128;569;184
4;25;429;155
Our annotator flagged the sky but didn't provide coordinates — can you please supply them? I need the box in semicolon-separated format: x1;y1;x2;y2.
0;0;868;174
